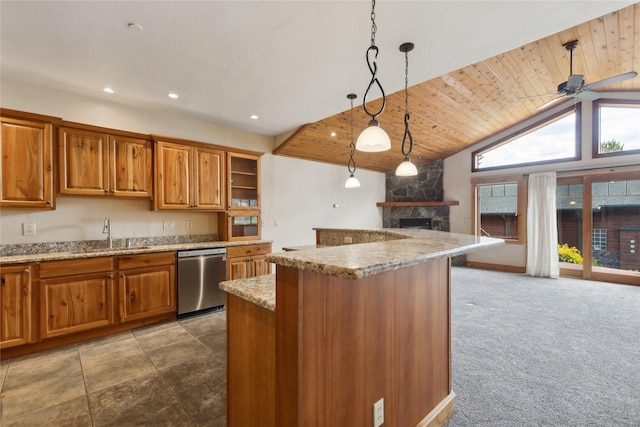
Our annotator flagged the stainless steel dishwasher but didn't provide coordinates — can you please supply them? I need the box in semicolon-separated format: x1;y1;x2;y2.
177;247;227;317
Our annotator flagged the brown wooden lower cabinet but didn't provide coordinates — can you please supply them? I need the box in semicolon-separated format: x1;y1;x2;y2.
227;243;272;280
39;257;115;339
0;251;177;360
0;264;35;349
118;252;176;323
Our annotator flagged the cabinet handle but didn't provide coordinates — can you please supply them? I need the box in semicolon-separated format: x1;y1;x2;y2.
24;268;31;274
130;291;136;302
104;189;109;193
120;274;126;278
46;200;52;205
0;277;4;286
107;273;113;279
23;286;28;295
61;300;67;306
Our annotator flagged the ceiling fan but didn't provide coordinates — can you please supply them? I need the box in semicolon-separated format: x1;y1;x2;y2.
533;40;637;110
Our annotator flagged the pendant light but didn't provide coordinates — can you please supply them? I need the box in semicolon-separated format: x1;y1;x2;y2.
395;42;418;177
345;94;361;188
356;0;391;152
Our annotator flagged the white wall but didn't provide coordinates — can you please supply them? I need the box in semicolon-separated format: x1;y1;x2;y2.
0;79;385;250
444;93;640;268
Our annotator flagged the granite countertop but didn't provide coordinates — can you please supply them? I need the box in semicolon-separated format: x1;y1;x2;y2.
0;240;273;265
267;228;504;280
219;274;275;312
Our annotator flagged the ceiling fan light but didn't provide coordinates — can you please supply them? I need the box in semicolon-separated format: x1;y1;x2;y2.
356;120;391;152
345;174;361;188
395;157;418;176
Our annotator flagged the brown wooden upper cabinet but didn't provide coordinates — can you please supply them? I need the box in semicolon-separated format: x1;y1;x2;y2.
58;123;152;198
0;110;57;209
227;152;260;210
153;138;225;211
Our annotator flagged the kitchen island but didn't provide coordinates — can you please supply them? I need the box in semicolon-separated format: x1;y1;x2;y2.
220;228;503;427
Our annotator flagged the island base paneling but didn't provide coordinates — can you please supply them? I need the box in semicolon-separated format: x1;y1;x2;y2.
276;257;452;426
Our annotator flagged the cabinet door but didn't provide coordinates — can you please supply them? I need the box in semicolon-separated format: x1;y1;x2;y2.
0;117;54;209
40;273;114;339
0;265;34;348
58;127;110;196
228;257;251;280
252;256;271;277
111;136;153;198
227;152;260;209
119;264;176;323
155;141;192;209
194;146;224;210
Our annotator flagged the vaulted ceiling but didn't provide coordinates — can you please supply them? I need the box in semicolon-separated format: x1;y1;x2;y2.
1;1;638;174
275;3;640;172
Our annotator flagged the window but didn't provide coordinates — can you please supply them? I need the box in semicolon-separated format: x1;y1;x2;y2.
472;105;580;171
472;176;524;243
593;100;640;158
592;228;607;251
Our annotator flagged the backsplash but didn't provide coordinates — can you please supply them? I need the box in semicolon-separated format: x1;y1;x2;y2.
0;234;218;257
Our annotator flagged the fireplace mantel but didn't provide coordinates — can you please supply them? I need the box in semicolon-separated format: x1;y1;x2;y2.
376;201;459;207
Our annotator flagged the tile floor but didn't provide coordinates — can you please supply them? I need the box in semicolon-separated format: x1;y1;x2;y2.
0;310;227;426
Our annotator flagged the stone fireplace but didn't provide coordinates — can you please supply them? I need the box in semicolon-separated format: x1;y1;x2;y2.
380;159;465;265
381;160;450;231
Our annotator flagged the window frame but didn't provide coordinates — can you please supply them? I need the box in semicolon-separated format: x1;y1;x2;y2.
471;175;526;245
592;99;640;159
471;104;581;172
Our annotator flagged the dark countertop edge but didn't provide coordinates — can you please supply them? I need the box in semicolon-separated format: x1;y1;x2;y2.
0;240;273;265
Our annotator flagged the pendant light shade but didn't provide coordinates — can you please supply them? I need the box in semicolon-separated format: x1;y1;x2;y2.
345;174;361;188
345;94;361;188
356;120;391;152
395;157;418;176
395;42;418;176
357;0;390;153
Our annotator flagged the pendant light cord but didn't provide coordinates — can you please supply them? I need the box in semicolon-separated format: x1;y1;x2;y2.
362;0;386;122
401;47;413;157
348;95;357;174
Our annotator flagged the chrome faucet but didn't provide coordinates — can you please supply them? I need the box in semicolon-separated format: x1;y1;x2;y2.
103;218;112;249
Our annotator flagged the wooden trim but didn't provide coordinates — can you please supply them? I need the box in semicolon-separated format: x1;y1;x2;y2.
273;124;310;155
151;134;264;157
376;201;459;207
59;120;150;140
465;261;526;274
0;108;61;124
415;392;456;427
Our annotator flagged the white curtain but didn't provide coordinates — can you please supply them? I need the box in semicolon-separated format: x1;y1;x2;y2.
526;172;559;278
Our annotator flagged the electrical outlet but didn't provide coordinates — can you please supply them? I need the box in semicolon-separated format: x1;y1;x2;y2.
163;221;175;231
344;236;352;244
185;220;193;231
373;398;384;427
23;222;37;236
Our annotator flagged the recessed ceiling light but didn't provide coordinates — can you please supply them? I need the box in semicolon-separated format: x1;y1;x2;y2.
103;87;114;94
330;132;337;137
168;93;179;99
250;115;259;120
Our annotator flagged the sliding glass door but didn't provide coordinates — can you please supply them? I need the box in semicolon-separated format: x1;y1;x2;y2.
557;171;640;285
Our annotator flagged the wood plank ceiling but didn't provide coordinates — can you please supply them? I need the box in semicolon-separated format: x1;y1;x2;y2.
274;3;640;173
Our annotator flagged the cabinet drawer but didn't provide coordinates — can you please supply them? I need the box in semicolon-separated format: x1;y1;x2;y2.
117;252;175;270
39;257;113;279
227;244;271;258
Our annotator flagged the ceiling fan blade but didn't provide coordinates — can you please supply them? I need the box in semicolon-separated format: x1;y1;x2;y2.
565;75;584;91
582;71;638;90
536;95;566;110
